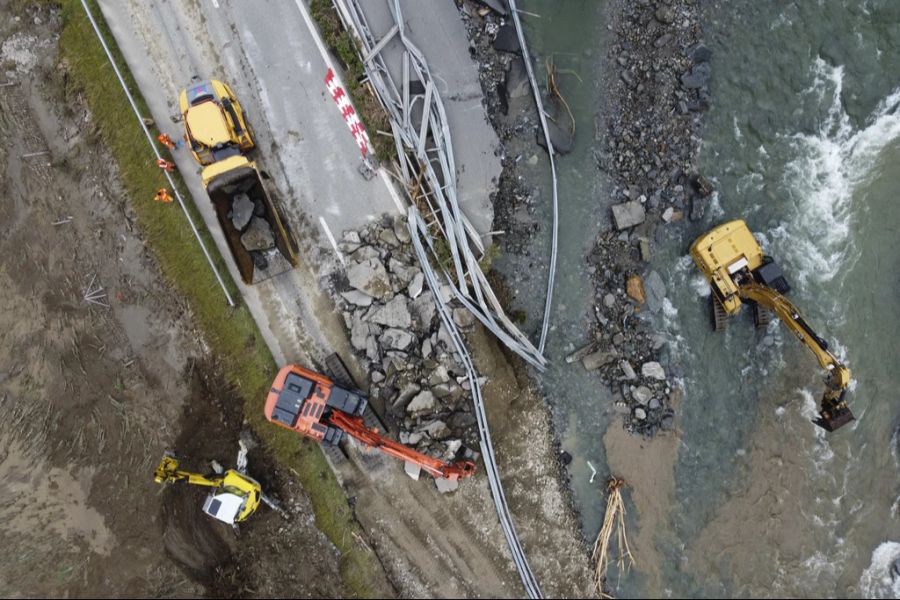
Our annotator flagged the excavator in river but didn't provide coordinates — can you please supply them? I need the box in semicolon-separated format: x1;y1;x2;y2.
690;219;854;432
265;357;476;488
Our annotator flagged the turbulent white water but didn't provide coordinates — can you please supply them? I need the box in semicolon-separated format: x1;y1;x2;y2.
770;58;900;289
859;542;900;599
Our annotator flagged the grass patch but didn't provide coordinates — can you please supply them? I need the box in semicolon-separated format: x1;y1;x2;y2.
55;1;388;596
309;0;394;162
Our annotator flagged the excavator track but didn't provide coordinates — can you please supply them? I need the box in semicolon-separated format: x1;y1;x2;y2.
752;302;773;330
324;353;357;390
710;294;728;331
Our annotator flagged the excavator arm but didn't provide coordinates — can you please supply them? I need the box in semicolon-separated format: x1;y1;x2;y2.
738;282;853;431
154;455;222;487
327;411;477;480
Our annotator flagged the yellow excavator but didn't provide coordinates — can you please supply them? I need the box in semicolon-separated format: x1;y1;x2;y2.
154;454;263;524
690;219;854;431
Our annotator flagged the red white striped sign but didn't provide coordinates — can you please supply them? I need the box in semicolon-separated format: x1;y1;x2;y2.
324;67;371;157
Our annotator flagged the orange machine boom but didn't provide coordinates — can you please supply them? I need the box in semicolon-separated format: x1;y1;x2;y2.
265;364;476;481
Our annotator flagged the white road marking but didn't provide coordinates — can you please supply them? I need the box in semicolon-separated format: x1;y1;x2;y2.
211;0;219;8
378;168;406;215
319;216;346;267
292;0;339;75
586;460;597;483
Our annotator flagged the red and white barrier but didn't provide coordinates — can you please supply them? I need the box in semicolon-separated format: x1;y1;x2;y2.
324;68;371;158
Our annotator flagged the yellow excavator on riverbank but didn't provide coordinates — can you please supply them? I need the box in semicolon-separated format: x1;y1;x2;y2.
690;219;854;431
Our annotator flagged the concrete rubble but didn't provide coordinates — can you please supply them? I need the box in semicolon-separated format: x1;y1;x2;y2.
332;216;479;462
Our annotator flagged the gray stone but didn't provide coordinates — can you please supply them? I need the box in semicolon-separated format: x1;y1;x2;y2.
389;259;416;284
681;63;711;89
633;386;652;406
350;245;381;262
341;290;374;307
639;238;651;262
444;439;462;457
392;382;422;411
421;338;433;358
505;57;530;100
365;336;379;361
611;201;646;230
634;407;647;420
603;293;616;309
493;23;520;53
655;5;675;24
649;397;661;410
347;258;392;299
428;365;451;386
342;230;361;245
410;292;436;331
651;334;668;350
582;350;617;371
452;308;476;330
350;315;369;350
407;390;436;416
536;119;575;155
654;33;673;48
380;328;415;351
421;420;451;440
642;361;666;381
620;360;637;380
449;412;477;430
612;332;626;346
407;272;424;298
240;217;275;250
644;270;667;314
432;382;461;400
378;228;399;247
437;322;454;350
230;193;254;230
662;207;674;222
393;218;411;243
369;295;412;329
692;44;713;64
370;371;385;384
435;477;459;494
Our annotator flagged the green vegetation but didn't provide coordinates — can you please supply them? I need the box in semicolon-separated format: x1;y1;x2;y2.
309;0;394;162
56;1;388;596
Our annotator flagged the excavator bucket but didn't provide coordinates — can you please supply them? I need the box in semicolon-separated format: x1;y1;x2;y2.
814;407;855;432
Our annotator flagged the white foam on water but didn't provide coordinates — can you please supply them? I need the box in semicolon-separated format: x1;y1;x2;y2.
772;58;900;288
859;542;900;599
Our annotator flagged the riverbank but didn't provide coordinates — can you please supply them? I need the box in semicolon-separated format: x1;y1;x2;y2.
455;0;710;595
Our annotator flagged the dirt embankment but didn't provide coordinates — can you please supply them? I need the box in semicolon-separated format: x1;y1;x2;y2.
0;4;345;597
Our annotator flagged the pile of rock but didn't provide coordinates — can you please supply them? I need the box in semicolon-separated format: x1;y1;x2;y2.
228;192;279;268
334;216;479;459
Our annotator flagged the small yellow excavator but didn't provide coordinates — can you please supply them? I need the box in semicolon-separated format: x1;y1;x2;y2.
154;454;263;524
690;219;854;431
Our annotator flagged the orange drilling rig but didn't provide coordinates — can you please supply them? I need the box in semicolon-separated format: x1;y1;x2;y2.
264;357;476;483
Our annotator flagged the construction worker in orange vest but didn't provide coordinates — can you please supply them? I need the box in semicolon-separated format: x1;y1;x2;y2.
156;158;175;172
154;188;174;203
157;132;183;150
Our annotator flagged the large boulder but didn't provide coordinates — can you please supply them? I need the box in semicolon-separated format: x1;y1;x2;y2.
347;258;392;299
369;295;412;329
642;361;666;381
240;217;275;250
406;390;436;416
644;271;667;314
582;350;616;371
230;193;254;230
380;328;415;351
420;420;451;440
612;201;646;230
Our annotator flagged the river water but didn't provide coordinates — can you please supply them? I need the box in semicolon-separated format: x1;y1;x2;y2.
509;0;900;597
